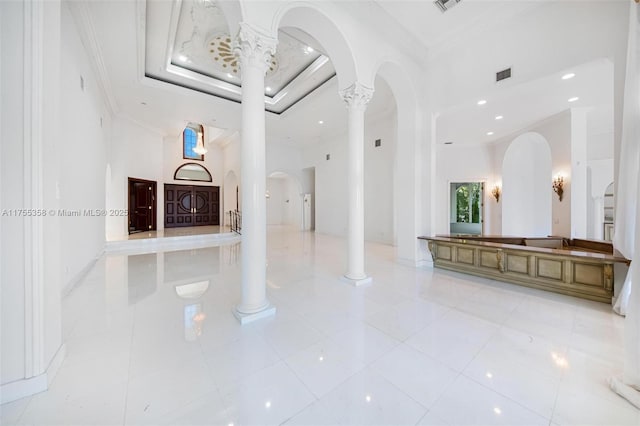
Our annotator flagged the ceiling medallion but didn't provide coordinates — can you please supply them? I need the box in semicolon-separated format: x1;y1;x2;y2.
207;34;279;76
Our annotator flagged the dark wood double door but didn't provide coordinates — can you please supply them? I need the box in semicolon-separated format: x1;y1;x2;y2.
165;184;220;228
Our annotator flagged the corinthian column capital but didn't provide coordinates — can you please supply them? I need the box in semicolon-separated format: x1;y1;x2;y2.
233;23;278;74
339;82;374;110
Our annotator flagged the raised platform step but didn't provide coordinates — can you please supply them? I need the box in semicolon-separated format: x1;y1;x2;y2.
105;231;241;254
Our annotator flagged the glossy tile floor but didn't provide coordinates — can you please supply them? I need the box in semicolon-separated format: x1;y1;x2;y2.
120;225;226;241
2;226;638;425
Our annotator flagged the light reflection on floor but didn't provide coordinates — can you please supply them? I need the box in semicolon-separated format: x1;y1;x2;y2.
1;226;637;425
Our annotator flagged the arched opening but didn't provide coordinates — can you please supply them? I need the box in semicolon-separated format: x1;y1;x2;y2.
502;132;553;237
373;61;422;262
273;4;357;90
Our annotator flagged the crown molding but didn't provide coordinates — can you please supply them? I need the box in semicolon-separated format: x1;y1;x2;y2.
66;1;119;116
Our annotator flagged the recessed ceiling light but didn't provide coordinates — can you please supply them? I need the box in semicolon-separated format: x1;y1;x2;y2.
495;115;503;120
562;73;576;80
568;97;579;102
227;73;233;78
305;46;314;54
494;407;502;415
477;99;487;106
266;86;272;92
487;131;494;136
318;120;324;124
178;55;188;62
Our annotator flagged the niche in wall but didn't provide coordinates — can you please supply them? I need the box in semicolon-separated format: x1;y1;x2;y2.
502;132;552;237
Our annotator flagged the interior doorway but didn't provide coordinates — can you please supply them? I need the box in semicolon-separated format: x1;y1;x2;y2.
449;182;484;235
128;178;157;234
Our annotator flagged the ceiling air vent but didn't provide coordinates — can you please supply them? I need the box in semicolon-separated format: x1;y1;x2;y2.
496;68;512;82
434;0;462;13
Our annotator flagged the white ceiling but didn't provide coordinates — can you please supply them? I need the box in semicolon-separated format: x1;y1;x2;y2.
146;0;336;114
77;0;614;153
436;58;614;147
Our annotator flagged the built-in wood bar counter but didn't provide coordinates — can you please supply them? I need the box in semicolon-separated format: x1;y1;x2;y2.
418;235;630;303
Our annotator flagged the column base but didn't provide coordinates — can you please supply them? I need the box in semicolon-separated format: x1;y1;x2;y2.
233;304;276;325
342;275;372;287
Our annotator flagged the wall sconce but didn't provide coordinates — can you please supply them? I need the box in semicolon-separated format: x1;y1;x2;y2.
491;185;501;203
553;175;564;201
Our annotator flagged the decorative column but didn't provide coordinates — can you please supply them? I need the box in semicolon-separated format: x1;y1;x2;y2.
340;82;374;286
232;23;277;324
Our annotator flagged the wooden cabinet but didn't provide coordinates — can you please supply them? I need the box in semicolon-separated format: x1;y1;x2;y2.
165;184;219;228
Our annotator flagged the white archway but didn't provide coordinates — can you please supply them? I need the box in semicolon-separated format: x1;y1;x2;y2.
372;60;423;262
271;3;358;90
502;132;553;237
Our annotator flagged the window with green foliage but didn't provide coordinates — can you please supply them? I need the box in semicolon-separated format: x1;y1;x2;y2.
455;183;482;223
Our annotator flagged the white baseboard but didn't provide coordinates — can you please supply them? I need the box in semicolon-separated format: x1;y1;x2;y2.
0;344;66;404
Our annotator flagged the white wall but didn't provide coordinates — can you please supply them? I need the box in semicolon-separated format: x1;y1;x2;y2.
302;137;348;237
106;118;163;240
222;134;241;216
59;3;110;289
163;128;224;188
299;109;396;244
266;178;285;225
364;110;395;244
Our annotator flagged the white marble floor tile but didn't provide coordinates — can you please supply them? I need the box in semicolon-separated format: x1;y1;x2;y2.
561;347;626;405
327;322;401;365
428;375;549;426
455;285;524;324
0;396;31;425
282;401;342;426
203;333;281;387
370;343;459;409
317;368;428;426
18;381;127;426
124;358;217;425
463;347;561;418
155;390;233;426
284;338;366;398
505;295;577;343
6;226;634;426
219;361;316;426
254;315;327;359
552;380;640;426
364;299;450;341
405;310;499;371
416;410;452;426
478;326;569;380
